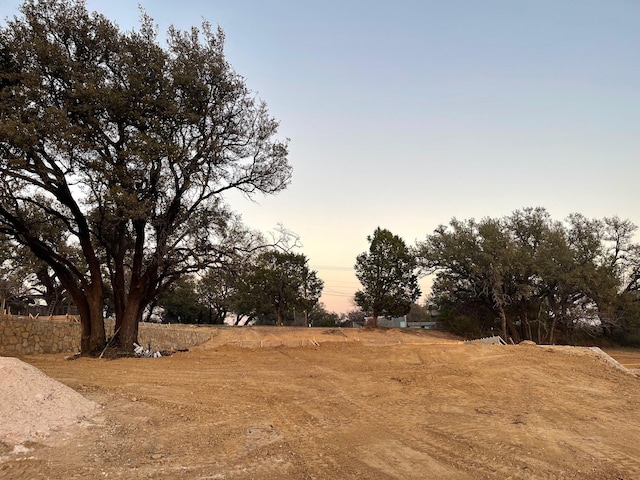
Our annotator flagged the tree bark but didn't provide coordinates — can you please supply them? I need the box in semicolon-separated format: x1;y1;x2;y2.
118;306;141;352
115;278;146;351
70;284;105;355
88;291;106;352
507;316;521;343
498;306;507;341
44;252;106;355
549;317;557;345
366;313;379;329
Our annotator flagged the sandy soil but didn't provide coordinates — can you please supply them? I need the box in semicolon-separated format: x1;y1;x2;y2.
0;357;100;448
2;326;640;479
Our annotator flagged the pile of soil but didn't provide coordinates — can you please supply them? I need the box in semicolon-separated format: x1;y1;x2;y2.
0;357;100;450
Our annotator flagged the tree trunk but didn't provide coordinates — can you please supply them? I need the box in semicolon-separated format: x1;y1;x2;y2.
72;286;105;355
549;316;557;345
525;317;532;341
118;299;142;352
88;291;106;353
112;255;127;336
522;309;532;341
507;316;521;343
498;306;507;340
366;313;378;328
77;310;91;354
535;301;544;344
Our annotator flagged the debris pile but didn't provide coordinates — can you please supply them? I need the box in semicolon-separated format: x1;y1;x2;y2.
464;335;507;345
133;343;162;358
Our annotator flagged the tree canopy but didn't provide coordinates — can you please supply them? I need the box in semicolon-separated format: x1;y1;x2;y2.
0;0;291;353
232;250;324;326
416;208;640;344
354;227;421;327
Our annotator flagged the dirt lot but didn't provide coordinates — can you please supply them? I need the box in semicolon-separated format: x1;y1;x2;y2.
2;327;640;479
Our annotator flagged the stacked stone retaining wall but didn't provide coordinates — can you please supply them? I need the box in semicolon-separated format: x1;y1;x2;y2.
104;319;213;352
0;315;213;356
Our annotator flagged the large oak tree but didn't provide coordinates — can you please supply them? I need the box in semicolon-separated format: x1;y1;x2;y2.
0;0;291;353
417;208;640;344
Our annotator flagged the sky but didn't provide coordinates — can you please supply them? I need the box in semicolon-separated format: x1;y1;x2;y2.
2;1;639;313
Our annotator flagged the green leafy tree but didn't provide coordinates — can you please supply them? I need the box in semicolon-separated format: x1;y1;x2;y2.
0;0;291;353
611;291;640;346
417;217;518;339
354;227;421;328
605;219;640;344
307;302;340;327
196;267;238;324
198;224;289;325
234;250;323;325
155;275;209;324
418;208;639;344
506;207;559;342
343;309;366;327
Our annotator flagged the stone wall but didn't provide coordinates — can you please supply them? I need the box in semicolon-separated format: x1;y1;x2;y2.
0;316;80;356
0;315;213;356
105;319;214;352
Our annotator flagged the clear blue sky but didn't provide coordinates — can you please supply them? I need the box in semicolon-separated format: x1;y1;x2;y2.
2;1;639;313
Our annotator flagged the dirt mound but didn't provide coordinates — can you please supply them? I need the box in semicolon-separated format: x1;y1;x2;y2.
0;357;100;449
202;326;462;349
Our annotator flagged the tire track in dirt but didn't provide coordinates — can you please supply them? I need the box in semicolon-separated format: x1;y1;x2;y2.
271;348;520;479
558;434;640;477
282;344;639;479
10;331;640;480
308;370;526;478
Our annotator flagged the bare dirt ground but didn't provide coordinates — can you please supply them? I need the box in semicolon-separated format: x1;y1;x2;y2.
2;326;640;480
